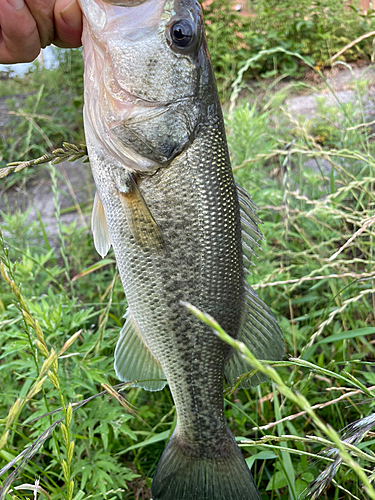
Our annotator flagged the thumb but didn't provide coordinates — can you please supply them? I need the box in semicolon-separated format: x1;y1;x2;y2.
54;0;82;48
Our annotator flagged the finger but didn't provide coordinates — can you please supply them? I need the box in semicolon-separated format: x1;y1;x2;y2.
24;0;55;49
54;0;82;48
0;0;41;63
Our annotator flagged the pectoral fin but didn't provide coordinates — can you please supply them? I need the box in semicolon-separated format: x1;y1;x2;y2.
118;175;164;250
92;191;112;258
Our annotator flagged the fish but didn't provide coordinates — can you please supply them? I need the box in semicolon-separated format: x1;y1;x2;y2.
78;0;285;498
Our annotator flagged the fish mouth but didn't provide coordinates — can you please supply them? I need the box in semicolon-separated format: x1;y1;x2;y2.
112;101;171;124
79;0;169;45
107;101;169;130
101;64;195;127
101;0;149;5
81;0;201;169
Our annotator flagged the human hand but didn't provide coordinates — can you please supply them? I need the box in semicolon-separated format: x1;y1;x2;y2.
0;0;82;64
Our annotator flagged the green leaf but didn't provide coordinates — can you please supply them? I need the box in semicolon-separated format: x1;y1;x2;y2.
296;478;308;495
246;450;277;469
363;372;375;385
301;472;315;483
266;470;288;491
317;327;375;344
71;259;115;282
73;491;86;500
124;430;170;452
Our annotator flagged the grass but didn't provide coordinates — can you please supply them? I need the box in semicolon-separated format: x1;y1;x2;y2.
0;49;84;193
0;49;375;500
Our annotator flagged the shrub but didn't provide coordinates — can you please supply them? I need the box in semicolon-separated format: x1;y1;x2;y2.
203;0;375;97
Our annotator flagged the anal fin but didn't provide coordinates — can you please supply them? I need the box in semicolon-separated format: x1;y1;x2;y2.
117;174;164;250
114;310;166;392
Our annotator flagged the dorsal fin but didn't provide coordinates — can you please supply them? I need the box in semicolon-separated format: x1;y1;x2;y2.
115;310;167;392
237;184;261;216
236;183;263;272
227;184;284;386
225;285;285;387
92;191;112;258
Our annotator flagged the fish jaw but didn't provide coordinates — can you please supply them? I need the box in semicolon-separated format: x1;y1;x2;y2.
79;0;205;171
80;0;167;171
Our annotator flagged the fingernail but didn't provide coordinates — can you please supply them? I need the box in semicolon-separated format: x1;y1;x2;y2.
61;0;82;28
7;0;25;10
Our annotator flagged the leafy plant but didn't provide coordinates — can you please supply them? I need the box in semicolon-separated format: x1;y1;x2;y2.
202;0;250;98
0;49;84;191
203;0;375;96
226;65;375;498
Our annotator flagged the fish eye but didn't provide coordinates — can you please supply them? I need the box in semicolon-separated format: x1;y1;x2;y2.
170;20;195;48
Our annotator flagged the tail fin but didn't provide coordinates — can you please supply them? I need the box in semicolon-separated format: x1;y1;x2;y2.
151;432;262;500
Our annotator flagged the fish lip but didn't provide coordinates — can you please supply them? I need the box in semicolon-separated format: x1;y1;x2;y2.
101;0;149;5
133;95;195;108
104;84;195;114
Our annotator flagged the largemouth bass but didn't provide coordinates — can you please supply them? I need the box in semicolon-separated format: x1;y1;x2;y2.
78;0;284;498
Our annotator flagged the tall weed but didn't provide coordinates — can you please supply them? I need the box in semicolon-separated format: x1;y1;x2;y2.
203;0;375;98
0;49;84;190
226;63;375;498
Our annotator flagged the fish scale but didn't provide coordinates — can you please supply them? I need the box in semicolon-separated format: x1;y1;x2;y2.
139;122;237;443
80;0;284;497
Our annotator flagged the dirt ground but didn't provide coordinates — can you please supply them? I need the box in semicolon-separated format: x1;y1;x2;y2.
287;63;375;117
1;62;375;240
